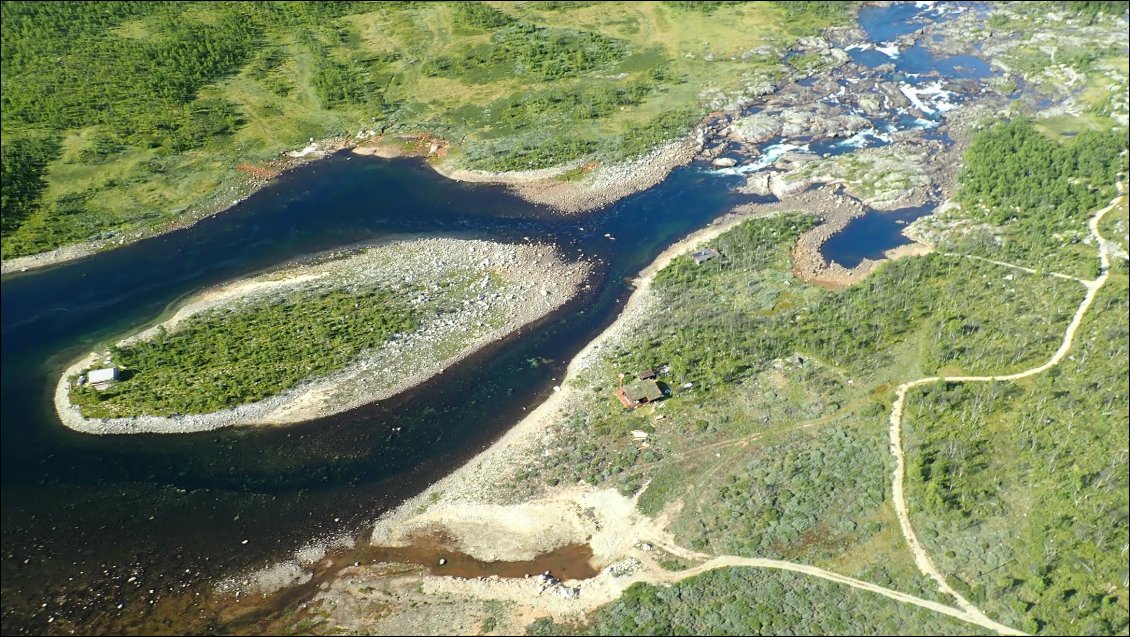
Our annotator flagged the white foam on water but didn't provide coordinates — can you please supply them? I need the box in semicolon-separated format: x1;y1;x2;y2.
900;80;961;116
875;43;901;59
900;84;934;114
711;142;809;175
835;128;893;150
914;81;960;112
824;83;848;104
924;2;966;16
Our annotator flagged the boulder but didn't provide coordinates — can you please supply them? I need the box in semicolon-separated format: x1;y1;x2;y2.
729;112;781;143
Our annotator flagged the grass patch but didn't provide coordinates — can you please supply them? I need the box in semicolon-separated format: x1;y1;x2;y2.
71;286;417;417
1099;194;1129;253
676;421;888;562
2;1;849;258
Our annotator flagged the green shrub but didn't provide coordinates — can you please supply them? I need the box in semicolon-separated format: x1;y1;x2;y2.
71;286;418;417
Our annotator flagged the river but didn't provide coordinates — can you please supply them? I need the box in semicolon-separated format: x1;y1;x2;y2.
0;3;997;633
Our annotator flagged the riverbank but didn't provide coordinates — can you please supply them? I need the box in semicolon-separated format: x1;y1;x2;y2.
2;126;701;277
351;127;705;215
439;136;703;214
241;194;917;633
0;134;358;277
53;236;590;435
216;207;763;633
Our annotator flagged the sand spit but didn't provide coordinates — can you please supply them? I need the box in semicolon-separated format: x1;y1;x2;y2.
355;128;704;215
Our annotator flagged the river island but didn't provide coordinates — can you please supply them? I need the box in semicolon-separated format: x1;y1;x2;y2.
54;237;589;434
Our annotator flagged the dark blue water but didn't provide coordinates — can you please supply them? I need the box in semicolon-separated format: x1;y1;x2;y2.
821;204;934;268
848;39;991;85
851;3;993;89
897;46;992;81
0;154;749;632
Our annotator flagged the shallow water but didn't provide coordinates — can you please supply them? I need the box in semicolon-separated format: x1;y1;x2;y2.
821;204;935;268
346;535;598;582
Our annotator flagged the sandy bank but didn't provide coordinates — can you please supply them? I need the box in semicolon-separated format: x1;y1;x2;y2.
355;131;704;214
53;236;589;435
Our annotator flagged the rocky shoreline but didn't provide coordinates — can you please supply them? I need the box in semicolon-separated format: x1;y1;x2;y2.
0;135;358;276
53;237;590;435
3;126;701;276
441;136;703;214
354;130;705;215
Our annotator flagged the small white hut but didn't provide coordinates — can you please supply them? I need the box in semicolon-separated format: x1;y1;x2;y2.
87;367;121;388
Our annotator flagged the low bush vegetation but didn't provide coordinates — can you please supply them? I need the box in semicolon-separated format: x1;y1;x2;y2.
71;286;417;417
509;131;1124;630
950;119;1127;278
905;276;1129;635
531;567;989;635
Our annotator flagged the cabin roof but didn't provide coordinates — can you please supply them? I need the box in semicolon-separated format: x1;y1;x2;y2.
622;379;663;403
691;248;719;264
88;367;120;384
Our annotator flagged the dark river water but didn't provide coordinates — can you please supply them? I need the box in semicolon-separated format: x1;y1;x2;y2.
0;156;753;633
0;3;997;633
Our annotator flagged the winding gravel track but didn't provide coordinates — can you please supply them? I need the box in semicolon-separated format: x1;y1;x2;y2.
885;190;1124;632
645;553;1026;635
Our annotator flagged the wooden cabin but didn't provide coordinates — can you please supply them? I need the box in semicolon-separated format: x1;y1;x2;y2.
615;379;664;409
691;248;719;265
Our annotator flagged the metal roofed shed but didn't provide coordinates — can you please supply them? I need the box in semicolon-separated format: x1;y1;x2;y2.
691;248;719;264
87;367;121;388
